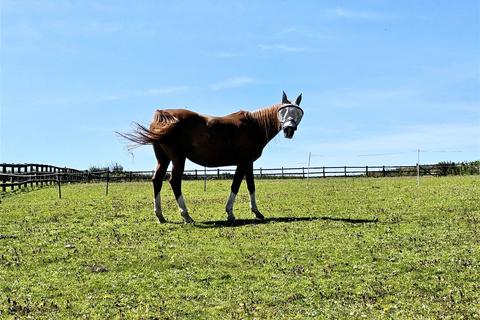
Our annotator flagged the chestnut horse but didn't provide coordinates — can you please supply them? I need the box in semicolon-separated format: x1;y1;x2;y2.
120;92;304;223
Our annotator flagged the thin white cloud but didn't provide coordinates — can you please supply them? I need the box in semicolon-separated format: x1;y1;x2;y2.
138;86;189;96
35;85;189;105
315;88;416;109
326;7;393;20
424;60;480;81
78;125;118;133
275;27;298;35
202;51;243;58
258;44;306;53
1;0;67;14
307;123;480;156
210;76;255;90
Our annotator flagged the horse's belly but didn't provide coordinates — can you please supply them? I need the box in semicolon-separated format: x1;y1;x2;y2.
186;129;263;167
187;146;238;167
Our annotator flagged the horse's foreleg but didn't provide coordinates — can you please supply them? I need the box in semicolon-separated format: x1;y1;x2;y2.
226;165;245;223
169;158;194;223
245;162;264;220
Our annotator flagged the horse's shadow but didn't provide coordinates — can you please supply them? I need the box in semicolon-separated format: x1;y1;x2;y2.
193;215;378;228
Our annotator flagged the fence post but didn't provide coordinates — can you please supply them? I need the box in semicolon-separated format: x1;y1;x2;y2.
302;167;305;179
17;166;22;190
18;166;22;190
106;170;110;196
366;166;368;177
21;166;25;189
57;173;62;199
204;167;207;192
22;165;26;189
19;166;23;190
2;165;5;192
11;166;15;191
260;168;263;178
195;169;198;180
383;166;386;177
217;168;220;179
24;165;28;189
323;166;325;178
281;167;284;178
16;166;21;190
344;166;347;177
29;165;32;188
35;165;39;186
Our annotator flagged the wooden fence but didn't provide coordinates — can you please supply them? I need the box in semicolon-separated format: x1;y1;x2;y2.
179;164;478;179
1;164;82;192
1;162;477;195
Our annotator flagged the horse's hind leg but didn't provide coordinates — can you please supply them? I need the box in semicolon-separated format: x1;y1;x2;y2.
153;145;170;223
169;156;194;223
245;162;264;220
225;165;245;223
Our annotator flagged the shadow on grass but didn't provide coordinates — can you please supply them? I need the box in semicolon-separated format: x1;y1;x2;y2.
193;216;378;228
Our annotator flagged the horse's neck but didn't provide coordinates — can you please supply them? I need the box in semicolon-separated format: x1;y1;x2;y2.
250;104;281;142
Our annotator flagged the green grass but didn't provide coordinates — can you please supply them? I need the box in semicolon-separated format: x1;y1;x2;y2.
1;176;479;319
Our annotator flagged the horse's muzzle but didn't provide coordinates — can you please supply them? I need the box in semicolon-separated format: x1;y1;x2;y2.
283;125;296;139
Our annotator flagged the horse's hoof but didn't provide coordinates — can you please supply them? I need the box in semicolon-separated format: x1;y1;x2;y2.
181;213;195;224
252;209;264;220
226;212;236;225
156;214;167;223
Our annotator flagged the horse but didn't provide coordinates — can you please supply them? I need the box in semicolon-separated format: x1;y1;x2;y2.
119;91;304;224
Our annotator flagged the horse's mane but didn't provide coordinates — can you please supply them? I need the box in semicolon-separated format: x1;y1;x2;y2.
117;110;178;150
248;104;282;141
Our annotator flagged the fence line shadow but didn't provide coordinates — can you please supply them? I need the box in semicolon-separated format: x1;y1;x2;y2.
193;215;378;228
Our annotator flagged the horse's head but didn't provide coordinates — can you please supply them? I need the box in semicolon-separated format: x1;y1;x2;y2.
278;91;303;139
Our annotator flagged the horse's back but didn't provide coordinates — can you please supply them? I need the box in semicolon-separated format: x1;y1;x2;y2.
158;108;249;123
157;108;200;120
205;110;250;127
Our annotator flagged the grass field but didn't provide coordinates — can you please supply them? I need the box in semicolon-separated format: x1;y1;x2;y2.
1;176;479;319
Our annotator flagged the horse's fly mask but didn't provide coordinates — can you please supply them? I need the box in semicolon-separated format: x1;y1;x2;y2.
278;104;304;139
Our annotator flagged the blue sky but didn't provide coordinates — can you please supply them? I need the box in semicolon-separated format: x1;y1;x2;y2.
1;0;479;170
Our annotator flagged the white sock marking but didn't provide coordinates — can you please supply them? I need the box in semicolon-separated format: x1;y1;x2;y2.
226;192;237;213
154;193;162;214
250;192;258;211
177;194;188;214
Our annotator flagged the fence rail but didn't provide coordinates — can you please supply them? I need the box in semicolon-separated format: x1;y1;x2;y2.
2;162;478;195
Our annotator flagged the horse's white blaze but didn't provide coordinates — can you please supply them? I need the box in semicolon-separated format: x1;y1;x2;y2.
154;193;162;214
226;192;236;213
249;192;258;211
177;194;188;214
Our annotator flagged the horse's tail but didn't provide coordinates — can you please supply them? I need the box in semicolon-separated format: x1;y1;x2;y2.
117;110;178;150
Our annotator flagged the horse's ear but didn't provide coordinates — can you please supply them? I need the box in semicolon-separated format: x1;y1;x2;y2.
282;91;289;104
295;93;302;105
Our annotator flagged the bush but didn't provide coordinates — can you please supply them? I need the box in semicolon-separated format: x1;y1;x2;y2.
435;160;479;176
88;162;124;173
436;161;459;176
